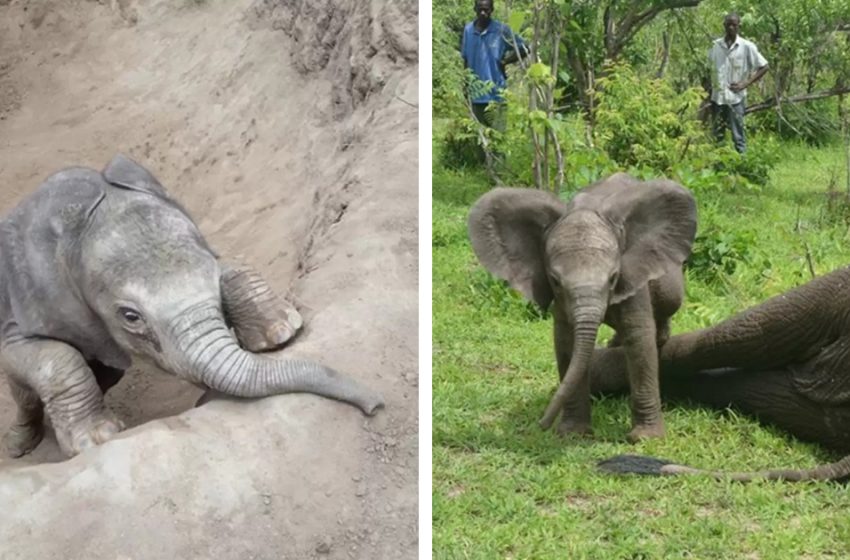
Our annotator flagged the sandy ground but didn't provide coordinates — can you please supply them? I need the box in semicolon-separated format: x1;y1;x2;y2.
0;0;418;558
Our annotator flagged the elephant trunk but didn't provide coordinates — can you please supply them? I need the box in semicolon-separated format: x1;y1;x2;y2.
599;453;850;483
540;300;603;430
169;301;384;415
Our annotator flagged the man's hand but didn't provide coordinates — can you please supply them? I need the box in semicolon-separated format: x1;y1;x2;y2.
730;66;768;94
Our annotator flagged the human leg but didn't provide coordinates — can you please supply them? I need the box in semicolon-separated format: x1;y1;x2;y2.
471;103;490;127
729;101;747;154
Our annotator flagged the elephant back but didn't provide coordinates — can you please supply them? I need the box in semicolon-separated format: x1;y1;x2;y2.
0;167;130;368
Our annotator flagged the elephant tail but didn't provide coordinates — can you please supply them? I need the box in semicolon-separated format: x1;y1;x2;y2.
597;453;850;482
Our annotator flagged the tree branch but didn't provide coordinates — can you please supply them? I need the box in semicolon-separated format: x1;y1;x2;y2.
746;87;850;114
610;0;704;58
656;30;671;79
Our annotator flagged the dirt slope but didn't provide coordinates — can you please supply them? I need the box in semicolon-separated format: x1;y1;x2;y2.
0;1;418;558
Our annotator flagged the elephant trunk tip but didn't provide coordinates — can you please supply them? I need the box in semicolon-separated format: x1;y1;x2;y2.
538;409;558;430
362;396;385;416
539;381;573;430
597;454;677;476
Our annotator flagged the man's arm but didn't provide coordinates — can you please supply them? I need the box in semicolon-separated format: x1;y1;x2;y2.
500;27;528;65
729;64;768;92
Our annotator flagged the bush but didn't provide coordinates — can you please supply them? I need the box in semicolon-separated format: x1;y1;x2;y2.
748;99;842;146
689;226;757;284
593;62;709;173
714;136;781;186
437;118;489;170
467;268;549;321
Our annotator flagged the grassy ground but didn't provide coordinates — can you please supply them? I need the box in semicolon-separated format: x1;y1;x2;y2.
432;140;850;559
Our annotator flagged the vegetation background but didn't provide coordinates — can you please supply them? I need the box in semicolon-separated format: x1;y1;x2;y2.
432;0;850;557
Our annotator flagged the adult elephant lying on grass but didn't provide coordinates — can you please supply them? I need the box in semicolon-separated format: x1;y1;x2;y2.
591;264;850;482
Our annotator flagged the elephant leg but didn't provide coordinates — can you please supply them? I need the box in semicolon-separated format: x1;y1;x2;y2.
1;377;45;458
650;270;682;348
664;366;850;453
589;346;630;395
590;347;850;454
88;360;126;395
613;289;665;442
661;267;850;374
553;315;591;437
220;262;303;352
0;338;123;457
655;318;671;348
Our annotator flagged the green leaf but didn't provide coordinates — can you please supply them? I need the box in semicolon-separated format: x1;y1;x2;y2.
508;11;526;31
527;62;555;86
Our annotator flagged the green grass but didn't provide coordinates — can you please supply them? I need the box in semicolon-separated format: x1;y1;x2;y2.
432;140;850;559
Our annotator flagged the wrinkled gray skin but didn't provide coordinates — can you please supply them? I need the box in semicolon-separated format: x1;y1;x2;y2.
468;173;696;442
0;154;384;458
591;264;850;481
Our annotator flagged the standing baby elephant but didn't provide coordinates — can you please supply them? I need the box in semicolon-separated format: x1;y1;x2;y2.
468;173;697;442
0;154;384;458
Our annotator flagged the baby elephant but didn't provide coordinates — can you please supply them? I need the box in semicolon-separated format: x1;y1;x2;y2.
468;173;696;442
0;154;384;458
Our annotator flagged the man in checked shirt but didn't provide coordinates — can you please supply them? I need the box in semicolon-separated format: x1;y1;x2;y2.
708;12;769;154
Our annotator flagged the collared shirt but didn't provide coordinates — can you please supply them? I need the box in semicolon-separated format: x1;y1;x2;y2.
708;35;768;106
461;19;526;104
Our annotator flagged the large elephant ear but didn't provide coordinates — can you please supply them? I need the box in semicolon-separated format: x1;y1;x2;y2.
468;187;566;309
102;153;170;199
570;173;697;304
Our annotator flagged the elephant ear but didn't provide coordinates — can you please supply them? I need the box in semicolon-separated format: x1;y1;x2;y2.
102;153;170;199
570;173;697;304
468;187;566;309
101;153;206;243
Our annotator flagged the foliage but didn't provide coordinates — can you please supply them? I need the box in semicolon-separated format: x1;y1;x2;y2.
749;98;844;145
433;0;850;169
432;0;472;121
482;60;780;193
689;226;758;284
468;269;550;321
593;62;709;173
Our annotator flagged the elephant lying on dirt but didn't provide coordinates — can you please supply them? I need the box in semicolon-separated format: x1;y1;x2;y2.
592;264;850;481
468;173;697;442
0;154;384;458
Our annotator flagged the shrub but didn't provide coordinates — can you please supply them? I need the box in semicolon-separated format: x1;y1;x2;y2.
593;62;709;173
467;268;549;321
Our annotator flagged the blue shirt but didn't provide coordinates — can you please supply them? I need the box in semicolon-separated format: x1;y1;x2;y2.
461;19;525;104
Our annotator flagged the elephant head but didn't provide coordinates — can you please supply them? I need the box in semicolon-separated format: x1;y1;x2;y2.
468;173;697;433
61;155;383;415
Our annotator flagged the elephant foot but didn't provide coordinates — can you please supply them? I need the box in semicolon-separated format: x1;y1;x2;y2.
1;422;45;458
556;417;593;439
626;421;665;443
234;309;302;352
56;411;124;456
222;265;304;352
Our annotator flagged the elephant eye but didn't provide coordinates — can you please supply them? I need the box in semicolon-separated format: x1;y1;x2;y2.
608;271;619;286
119;307;143;324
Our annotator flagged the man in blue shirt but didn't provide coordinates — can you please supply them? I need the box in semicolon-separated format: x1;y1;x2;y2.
461;0;527;130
